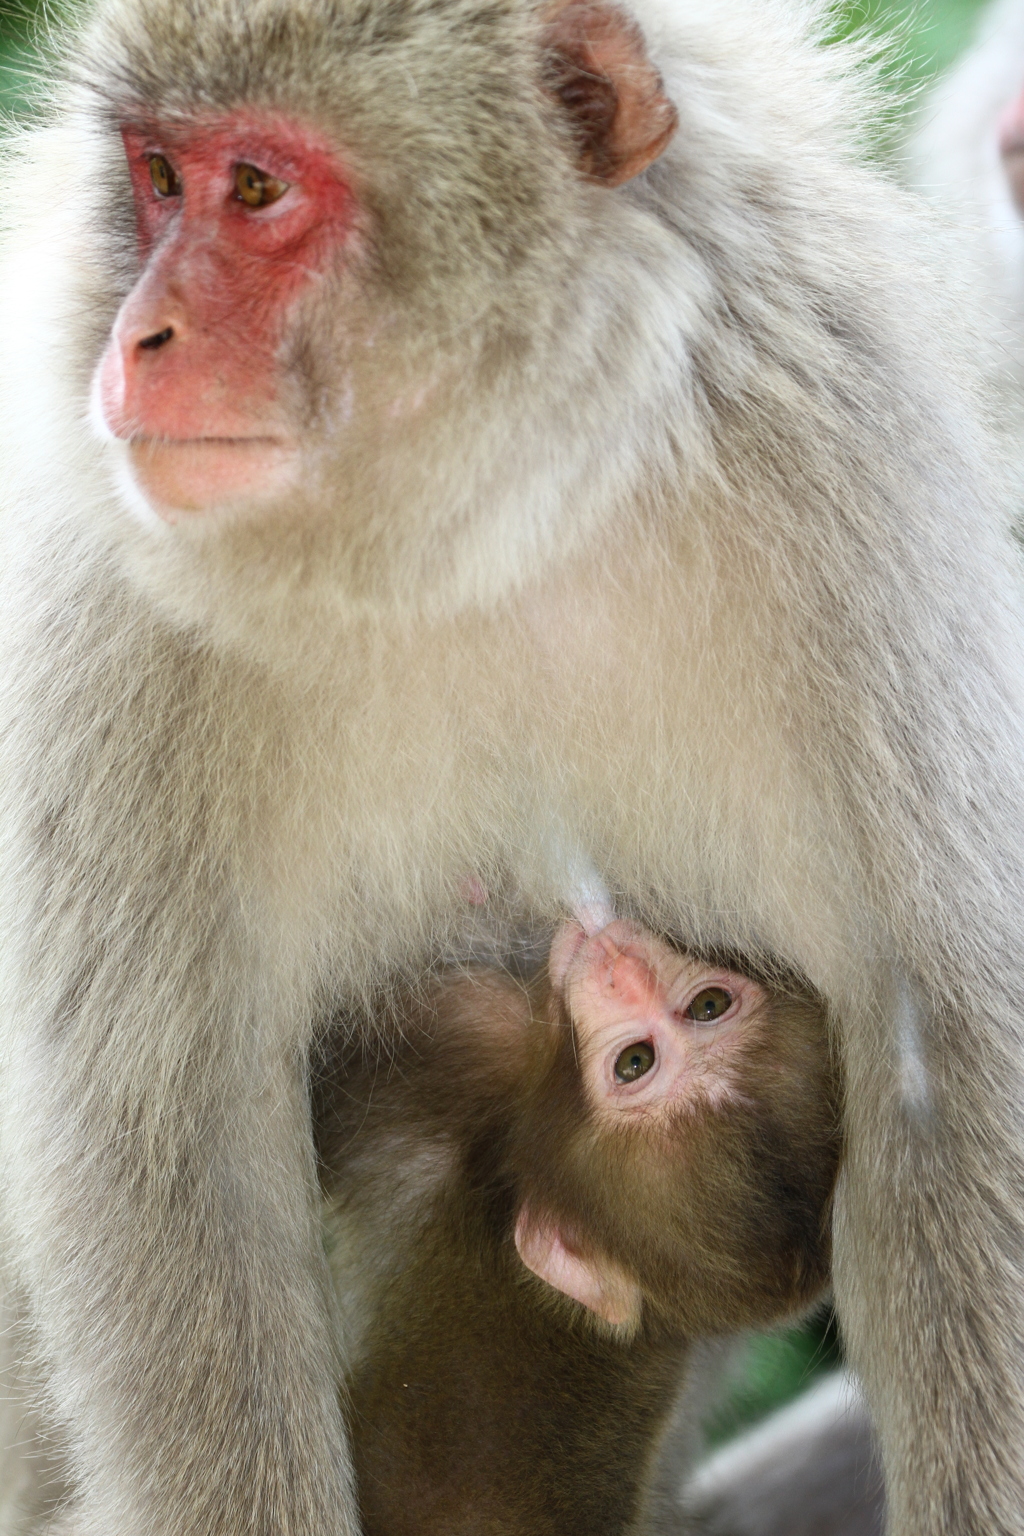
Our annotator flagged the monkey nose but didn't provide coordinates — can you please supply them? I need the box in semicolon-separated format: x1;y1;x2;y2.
138;326;175;351
94;335;128;436
96;296;187;436
94;319;178;438
606;946;660;1012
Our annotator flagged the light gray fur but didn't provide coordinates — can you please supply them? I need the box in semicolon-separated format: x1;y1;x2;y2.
2;0;1024;1533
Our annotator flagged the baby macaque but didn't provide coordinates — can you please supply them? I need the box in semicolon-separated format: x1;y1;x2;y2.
315;921;840;1536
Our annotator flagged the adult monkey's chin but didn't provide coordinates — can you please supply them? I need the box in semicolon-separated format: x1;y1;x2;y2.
126;438;300;522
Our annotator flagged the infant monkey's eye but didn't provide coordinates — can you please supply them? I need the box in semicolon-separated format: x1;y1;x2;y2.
686;987;732;1023
614;1041;655;1082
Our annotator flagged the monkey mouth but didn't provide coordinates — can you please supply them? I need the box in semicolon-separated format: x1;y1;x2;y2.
124;436;299;523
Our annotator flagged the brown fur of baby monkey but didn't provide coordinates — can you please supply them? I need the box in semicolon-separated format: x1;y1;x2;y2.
314;923;840;1536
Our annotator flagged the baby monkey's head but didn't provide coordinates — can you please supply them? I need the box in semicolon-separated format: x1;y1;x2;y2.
512;920;840;1337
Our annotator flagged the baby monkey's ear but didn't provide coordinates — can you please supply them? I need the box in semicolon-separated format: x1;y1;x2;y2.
543;1;678;186
514;1204;642;1327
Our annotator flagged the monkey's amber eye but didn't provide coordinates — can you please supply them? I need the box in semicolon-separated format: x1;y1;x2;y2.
234;163;290;208
686;987;732;1023
149;155;181;198
614;1041;655;1083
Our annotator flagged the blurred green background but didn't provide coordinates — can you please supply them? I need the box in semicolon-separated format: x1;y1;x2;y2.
0;0;998;1443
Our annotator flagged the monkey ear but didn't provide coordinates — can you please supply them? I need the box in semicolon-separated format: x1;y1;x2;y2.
543;1;678;187
515;1206;642;1327
999;90;1024;216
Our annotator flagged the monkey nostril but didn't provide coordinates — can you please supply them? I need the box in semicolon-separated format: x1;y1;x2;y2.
138;326;174;351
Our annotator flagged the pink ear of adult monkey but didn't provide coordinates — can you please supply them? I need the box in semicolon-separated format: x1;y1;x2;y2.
911;3;1024;325
998;84;1024;214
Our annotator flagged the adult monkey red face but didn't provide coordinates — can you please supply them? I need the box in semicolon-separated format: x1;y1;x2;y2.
4;2;1024;1536
92;0;676;530
95;114;358;512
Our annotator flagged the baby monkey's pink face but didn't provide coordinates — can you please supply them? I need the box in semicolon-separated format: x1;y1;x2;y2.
549;919;765;1124
513;918;813;1331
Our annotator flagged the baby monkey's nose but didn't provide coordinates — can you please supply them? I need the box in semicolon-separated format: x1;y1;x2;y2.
597;933;661;1013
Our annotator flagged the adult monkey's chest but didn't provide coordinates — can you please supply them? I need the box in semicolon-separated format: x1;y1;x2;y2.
312;548;825;981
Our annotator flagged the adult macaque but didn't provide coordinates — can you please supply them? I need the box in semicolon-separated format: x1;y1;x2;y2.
317;920;839;1536
910;0;1024;345
1;0;1024;1533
